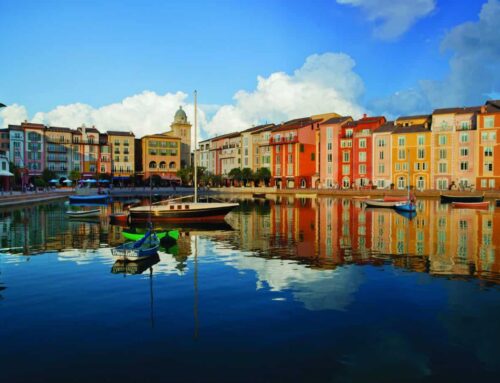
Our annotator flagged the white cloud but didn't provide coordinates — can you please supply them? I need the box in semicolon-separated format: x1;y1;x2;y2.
0;104;29;127
205;53;366;137
1;53;367;139
337;0;435;40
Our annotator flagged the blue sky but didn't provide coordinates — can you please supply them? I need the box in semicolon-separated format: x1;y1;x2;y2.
0;0;497;138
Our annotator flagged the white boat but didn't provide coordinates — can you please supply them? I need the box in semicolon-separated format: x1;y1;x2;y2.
363;199;405;208
65;209;101;218
129;91;239;223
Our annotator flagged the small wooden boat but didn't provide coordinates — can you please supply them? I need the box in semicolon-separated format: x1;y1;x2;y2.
112;230;160;261
364;199;405;208
66;209;100;218
252;193;266;199
122;229;179;242
394;202;417;213
440;194;484;203
109;213;129;225
383;196;409;202
69;194;109;204
451;201;489;210
111;254;160;275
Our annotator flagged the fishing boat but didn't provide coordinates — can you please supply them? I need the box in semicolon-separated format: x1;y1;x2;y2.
65;209;100;218
129;91;239;223
440;194;484;203
451;201;489;210
122;229;179;242
363;199;405;208
112;229;160;261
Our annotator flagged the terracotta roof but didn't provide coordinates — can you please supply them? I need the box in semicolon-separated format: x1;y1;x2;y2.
241;123;274;134
433;106;481;115
72;130;82;135
210;131;241;141
85;127;100;133
392;124;429;134
250;124;276;134
373;121;396;133
320;116;352;125
396;114;431;121
345;116;386;127
107;130;135;137
272;117;320;132
21;122;45;129
46;126;72;133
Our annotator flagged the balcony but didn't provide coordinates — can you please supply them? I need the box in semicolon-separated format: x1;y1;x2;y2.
46;137;72;144
269;136;298;145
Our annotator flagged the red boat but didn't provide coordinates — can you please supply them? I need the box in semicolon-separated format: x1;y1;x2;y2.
109;212;129;225
383;196;409;202
451;201;489;210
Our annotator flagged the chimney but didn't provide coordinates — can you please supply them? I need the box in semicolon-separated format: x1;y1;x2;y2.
363;113;367;119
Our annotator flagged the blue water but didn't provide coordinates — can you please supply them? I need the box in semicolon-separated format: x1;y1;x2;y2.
0;197;499;382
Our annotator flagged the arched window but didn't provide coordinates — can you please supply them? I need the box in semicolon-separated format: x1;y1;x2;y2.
300;179;306;188
342;177;350;189
159;161;166;169
397;176;406;190
169;161;176;169
417;176;425;191
149;161;157;169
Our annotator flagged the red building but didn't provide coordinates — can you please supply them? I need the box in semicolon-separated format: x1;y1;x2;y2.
339;115;386;188
270;117;320;189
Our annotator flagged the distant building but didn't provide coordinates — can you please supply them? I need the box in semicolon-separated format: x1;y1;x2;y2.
168;106;191;168
477;100;500;189
107;130;135;181
139;133;181;183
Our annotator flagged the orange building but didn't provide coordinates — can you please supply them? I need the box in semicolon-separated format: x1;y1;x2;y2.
477;100;500;189
270;117;320;189
139;133;181;182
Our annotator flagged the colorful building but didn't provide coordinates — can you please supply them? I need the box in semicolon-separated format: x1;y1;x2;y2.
318;116;352;188
22;122;45;179
138;133;181;182
477;100;500;189
107;131;135;180
372;121;395;189
45;126;73;180
270;117;319;189
251;124;274;174
168;106;192;168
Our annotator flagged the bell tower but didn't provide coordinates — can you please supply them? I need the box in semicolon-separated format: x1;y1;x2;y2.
170;106;192;168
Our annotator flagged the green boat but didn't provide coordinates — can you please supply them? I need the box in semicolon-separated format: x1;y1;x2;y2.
122;229;179;242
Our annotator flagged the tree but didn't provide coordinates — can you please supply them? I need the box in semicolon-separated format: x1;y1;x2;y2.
255;167;271;186
9;162;21;187
228;168;242;186
241;168;254;186
42;169;57;183
69;170;81;182
177;167;192;186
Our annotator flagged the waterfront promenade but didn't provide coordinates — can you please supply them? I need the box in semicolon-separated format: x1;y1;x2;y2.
0;189;73;207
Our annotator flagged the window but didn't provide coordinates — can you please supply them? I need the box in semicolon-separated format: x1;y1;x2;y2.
414;163;420;171
379;151;384;160
287;154;292;163
481;179;487;188
287;144;292;152
460;132;469;143
378;138;386;147
485;117;494;128
311;153;315;161
287;164;293;176
482;132;488;141
438;179;448;190
417;135;425;146
460;148;469;157
439;163;447;173
395;163;401;171
342;165;350;175
359;164;366;174
402;162;408;171
343;151;350;162
484;162;493;172
378;164;385;174
149;161;157;169
397;176;406;189
489;179;495;188
490;132;496;141
460;121;470;130
484;147;493;156
346;129;353;137
398;136;405;146
327;127;333;140
460;161;468;171
327;143;332;150
439;149;447;160
417;148;425;159
398;149;406;160
276;145;281;153
359;152;366;162
327;153;333;162
439;135;447;145
300;144;304;152
359;139;367;148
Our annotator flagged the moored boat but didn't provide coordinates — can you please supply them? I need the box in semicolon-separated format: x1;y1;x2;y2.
65;209;100;218
394;202;417;213
440;194;484;203
110;213;129;225
252;193;266;199
69;194;109;204
451;201;489;210
363;199;405;208
122;229;179;242
112;229;160;261
383;196;409;202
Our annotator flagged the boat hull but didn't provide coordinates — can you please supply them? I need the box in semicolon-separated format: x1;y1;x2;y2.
66;209;100;218
364;199;405;208
129;203;239;222
394;203;417;212
383;196;409;202
451;202;489;209
121;230;179;241
69;195;109;204
440;194;484;203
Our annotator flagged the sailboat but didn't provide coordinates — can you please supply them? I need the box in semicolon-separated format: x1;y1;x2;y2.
394;154;417;213
112;177;160;260
129;90;239;223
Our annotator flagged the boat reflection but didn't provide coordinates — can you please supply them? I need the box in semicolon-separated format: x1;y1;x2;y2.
111;254;160;275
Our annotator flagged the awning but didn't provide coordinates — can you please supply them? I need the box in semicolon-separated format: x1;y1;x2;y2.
112;176;130;181
49;179;59;183
0;170;14;176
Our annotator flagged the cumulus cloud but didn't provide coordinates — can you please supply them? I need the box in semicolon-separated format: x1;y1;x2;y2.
337;0;435;40
0;53;367;140
0;104;29;127
205;53;366;136
370;0;500;116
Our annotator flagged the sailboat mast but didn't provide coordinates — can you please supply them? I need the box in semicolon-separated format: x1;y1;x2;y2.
194;90;198;203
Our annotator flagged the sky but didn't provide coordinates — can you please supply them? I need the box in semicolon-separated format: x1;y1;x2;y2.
0;0;499;139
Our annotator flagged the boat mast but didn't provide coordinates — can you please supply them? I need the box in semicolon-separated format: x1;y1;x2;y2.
194;90;198;203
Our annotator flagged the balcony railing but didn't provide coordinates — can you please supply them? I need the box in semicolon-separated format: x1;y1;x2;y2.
269;136;298;145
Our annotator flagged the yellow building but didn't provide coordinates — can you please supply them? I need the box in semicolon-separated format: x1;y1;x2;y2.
391;116;432;190
140;133;181;182
107;131;135;179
